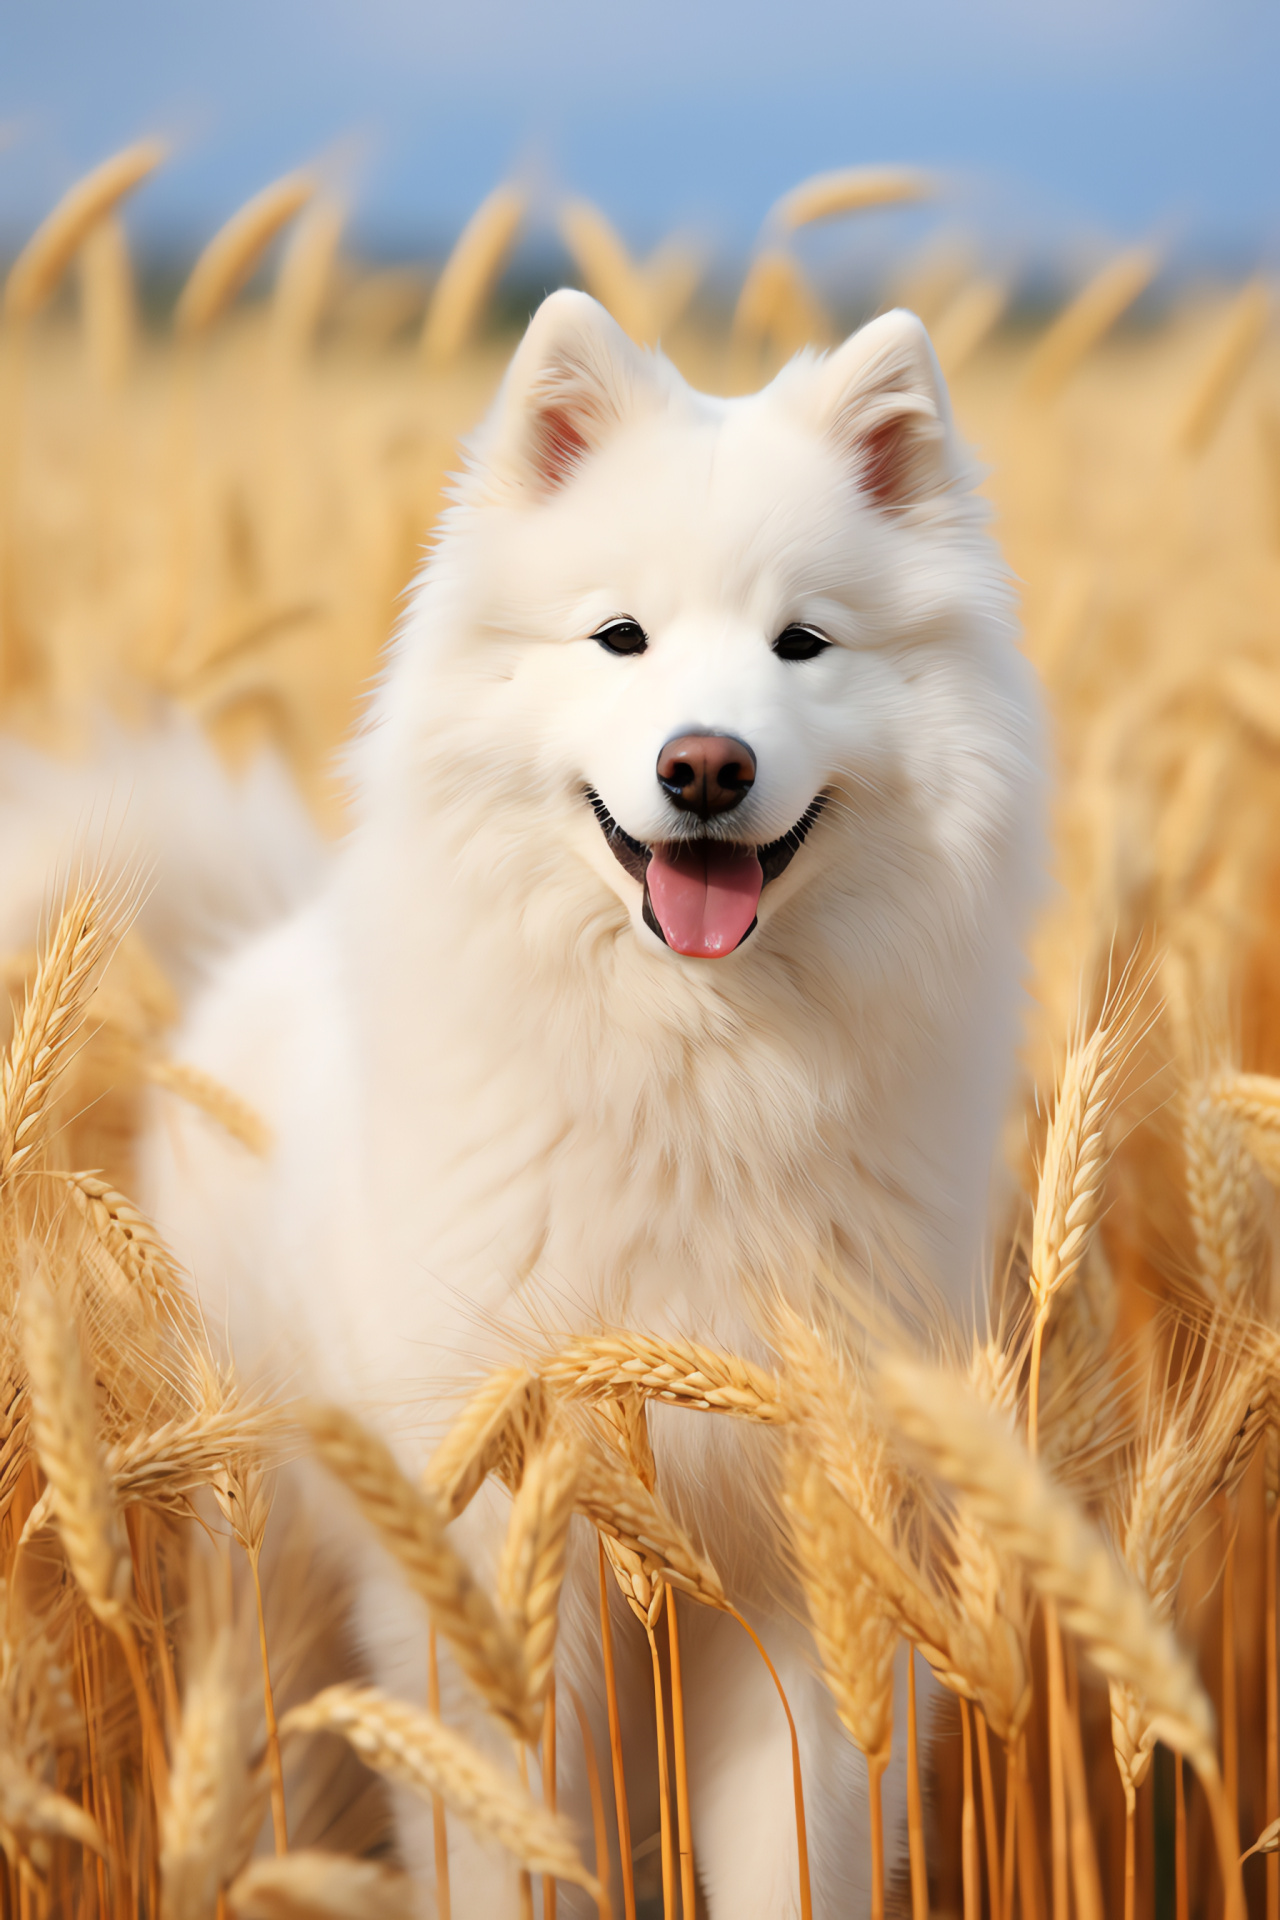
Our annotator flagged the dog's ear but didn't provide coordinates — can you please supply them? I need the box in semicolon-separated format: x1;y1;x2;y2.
487;289;658;496
814;309;955;510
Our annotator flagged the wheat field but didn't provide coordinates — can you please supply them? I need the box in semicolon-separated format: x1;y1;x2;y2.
0;147;1278;1919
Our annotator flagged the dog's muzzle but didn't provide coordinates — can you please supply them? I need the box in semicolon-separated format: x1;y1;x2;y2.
585;789;826;958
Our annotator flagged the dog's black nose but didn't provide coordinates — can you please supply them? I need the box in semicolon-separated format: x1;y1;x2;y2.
657;734;756;819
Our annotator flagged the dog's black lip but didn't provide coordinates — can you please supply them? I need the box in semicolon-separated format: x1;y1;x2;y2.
584;787;827;948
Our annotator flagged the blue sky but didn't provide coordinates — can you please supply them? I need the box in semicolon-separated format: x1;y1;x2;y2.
3;0;1278;273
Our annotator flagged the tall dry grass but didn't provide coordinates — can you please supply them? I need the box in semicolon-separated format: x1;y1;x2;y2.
0;150;1278;1918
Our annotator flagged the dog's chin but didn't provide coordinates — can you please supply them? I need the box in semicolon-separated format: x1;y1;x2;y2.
584;788;826;959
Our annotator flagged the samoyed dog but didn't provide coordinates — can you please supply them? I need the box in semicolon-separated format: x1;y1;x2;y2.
133;290;1041;1915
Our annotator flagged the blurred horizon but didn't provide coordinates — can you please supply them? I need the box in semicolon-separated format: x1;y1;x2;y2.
4;0;1279;287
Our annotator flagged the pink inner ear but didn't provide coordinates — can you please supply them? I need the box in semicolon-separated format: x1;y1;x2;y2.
533;404;591;491
858;414;914;509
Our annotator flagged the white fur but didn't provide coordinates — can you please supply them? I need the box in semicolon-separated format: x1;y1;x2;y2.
135;294;1042;1916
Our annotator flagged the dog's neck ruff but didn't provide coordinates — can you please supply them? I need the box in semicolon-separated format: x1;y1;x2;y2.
584;789;827;957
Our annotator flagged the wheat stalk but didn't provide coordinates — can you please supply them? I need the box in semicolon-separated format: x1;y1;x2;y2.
766;166;929;232
19;1259;131;1627
770;1309;974;1702
731;251;830;361
160;1594;265;1920
175;175;314;339
784;1444;896;1771
0;889;112;1182
1185;1082;1256;1302
421;184;526;366
4;140;166;320
1030;1001;1132;1318
558;201;655;344
542;1331;787;1422
1023;248;1160;400
270;198;345;358
879;1355;1217;1773
932;277;1009;377
105;1401;284;1510
498;1427;580;1708
424;1366;544;1519
1176;280;1270;457
228;1851;416;1920
79;214;135;391
575;1435;724;1626
53;1170;195;1322
0;1748;105;1854
281;1684;600;1898
147;1057;272;1155
303;1402;535;1740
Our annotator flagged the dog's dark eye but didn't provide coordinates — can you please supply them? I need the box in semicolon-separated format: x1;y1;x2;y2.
772;625;831;661
593;619;648;657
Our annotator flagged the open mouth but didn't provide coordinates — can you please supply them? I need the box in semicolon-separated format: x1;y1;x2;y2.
585;788;826;959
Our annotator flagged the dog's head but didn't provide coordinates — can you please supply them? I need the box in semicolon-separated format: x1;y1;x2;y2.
382;290;1036;984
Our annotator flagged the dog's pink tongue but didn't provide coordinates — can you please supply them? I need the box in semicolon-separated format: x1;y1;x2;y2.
646;844;763;958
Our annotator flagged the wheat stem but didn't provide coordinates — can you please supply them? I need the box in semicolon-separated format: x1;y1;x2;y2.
542;1680;558;1920
666;1594;696;1920
869;1758;886;1920
960;1697;979;1920
1267;1502;1279;1920
1175;1753;1188;1920
1002;1740;1019;1920
645;1615;676;1920
1222;1499;1239;1844
567;1682;614;1920
598;1536;635;1920
248;1546;287;1856
976;1711;1002;1920
427;1625;451;1920
907;1651;928;1920
723;1604;813;1920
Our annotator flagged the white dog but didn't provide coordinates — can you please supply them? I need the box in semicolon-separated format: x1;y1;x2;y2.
136;290;1042;1916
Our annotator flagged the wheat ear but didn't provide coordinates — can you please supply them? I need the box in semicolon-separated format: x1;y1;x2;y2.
1176;280;1270;457
1031;1004;1131;1317
421;185;526;366
575;1437;724;1626
227;1850;415;1920
1185;1083;1256;1302
270;197;345;357
281;1685;599;1900
731;252;830;360
0;889;112;1182
147;1057;272;1155
0;1749;105;1855
767;166;929;232
1023;249;1159;400
161;1600;265;1920
105;1401;284;1510
19;1260;131;1626
424;1366;543;1519
303;1403;534;1741
558;201;654;343
879;1356;1216;1773
53;1170;194;1323
783;1444;895;1771
175;174;314;338
4;140;166;320
542;1331;787;1423
79;213;135;390
499;1427;580;1708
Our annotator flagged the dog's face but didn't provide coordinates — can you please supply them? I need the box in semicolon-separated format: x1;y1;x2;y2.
402;291;1032;979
